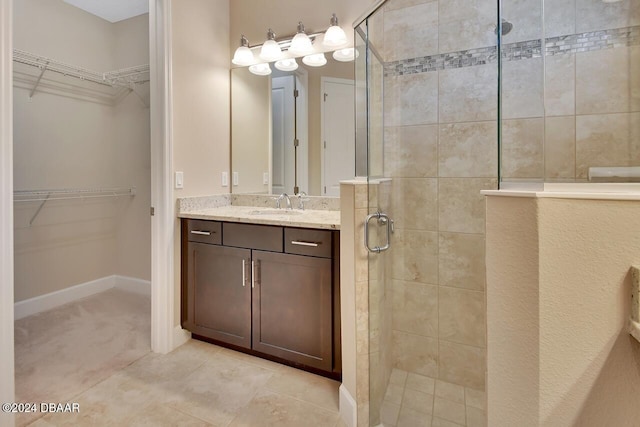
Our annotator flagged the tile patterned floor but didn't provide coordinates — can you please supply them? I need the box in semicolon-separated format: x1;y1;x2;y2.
15;290;344;427
378;369;486;427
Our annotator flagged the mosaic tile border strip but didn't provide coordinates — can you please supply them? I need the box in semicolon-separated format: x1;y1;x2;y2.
384;25;640;76
546;25;640;55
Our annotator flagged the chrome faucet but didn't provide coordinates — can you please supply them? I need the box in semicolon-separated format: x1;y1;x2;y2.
296;191;310;210
275;193;292;210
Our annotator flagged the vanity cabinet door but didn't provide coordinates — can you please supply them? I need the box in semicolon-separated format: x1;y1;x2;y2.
186;242;252;349
251;250;333;371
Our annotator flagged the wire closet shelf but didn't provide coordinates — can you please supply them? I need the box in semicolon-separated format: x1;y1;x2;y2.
12;49;150;88
14;187;137;203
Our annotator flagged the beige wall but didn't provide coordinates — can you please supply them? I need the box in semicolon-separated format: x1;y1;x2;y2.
171;0;230;325
486;195;640;426
114;15;151;280
13;0;150;301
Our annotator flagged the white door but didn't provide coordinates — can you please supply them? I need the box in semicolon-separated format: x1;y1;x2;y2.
322;78;355;196
271;76;295;195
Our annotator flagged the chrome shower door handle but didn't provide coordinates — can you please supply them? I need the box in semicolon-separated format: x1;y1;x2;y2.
364;211;393;253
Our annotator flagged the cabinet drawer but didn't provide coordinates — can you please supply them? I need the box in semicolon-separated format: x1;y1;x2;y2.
284;228;332;258
187;220;221;245
223;222;283;252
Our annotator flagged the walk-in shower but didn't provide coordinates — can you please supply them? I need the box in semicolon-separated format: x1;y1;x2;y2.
354;0;639;424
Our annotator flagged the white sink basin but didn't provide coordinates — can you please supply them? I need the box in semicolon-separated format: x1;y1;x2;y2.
249;209;303;216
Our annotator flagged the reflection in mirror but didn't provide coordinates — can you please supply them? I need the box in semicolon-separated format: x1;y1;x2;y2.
231;54;356;196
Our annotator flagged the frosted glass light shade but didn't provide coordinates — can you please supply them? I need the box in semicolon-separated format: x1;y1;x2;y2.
232;46;254;66
302;53;327;67
260;39;282;61
333;47;359;62
323;25;348;48
275;58;298;71
249;63;272;76
289;22;314;55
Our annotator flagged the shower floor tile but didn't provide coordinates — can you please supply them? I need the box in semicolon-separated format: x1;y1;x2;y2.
379;371;486;427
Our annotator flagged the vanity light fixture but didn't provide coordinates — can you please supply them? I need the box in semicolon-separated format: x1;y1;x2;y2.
275;58;299;72
302;53;327;67
322;14;348;48
249;63;272;76
232;35;254;66
289;22;314;56
333;47;359;62
259;28;282;61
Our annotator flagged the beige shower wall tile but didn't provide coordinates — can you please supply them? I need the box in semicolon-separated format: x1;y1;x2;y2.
501;118;544;179
355;208;370;283
575;0;640;33
545;116;576;179
439;232;485;291
391;229;439;284
439;286;486;347
385;125;438;178
385;0;438;11
438;121;498;178
384;2;439;61
357;353;370;405
544;0;576;37
576;47;637;115
502;57;544;119
393;331;439;377
392;281;439;337
392;178;438;230
439;0;494;23
386;72;439;126
439;64;498;123
501;0;543;43
545;53;575;116
576;113;640;178
631;47;640;111
438;341;486;389
438;178;497;234
438;0;496;54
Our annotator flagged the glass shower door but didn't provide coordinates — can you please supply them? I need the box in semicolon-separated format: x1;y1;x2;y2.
356;0;498;425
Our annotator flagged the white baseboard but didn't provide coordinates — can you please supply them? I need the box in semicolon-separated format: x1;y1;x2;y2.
339;384;357;427
14;275;151;320
173;325;191;351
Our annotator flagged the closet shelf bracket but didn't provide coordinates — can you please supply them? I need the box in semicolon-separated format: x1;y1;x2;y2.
29;193;50;226
29;62;49;99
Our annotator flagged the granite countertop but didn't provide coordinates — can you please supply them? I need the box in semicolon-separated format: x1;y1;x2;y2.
179;205;340;230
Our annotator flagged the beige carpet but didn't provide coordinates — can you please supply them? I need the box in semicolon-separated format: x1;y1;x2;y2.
14;288;151;426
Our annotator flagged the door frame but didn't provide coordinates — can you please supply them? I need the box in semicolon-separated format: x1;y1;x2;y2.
320;76;356;196
1;0;16;425
0;1;176;417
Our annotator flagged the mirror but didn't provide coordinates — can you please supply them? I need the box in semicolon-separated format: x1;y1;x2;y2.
231;54;356;196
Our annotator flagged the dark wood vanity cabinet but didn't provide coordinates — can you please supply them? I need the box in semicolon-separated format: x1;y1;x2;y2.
181;218;341;379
